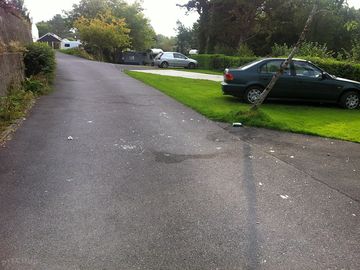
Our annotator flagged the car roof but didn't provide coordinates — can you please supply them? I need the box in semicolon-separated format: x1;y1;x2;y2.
261;57;309;62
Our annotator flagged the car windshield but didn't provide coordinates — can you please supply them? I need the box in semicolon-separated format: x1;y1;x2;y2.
238;60;264;70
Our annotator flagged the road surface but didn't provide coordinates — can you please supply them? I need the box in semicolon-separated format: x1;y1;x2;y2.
0;53;359;270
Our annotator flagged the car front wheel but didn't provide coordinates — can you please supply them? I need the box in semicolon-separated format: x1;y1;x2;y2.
188;63;195;69
340;91;360;109
244;86;263;104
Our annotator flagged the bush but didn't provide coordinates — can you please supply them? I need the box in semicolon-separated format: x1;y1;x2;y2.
271;42;334;58
24;43;56;80
305;57;360;82
0;88;34;122
192;54;360;81
192;54;258;70
23;75;51;95
236;44;255;57
59;48;94;60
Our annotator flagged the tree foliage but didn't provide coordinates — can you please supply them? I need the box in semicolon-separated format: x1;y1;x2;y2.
175;21;197;54
155;35;176;51
180;0;360;57
67;0;155;51
0;0;30;21
36;14;73;38
74;11;130;61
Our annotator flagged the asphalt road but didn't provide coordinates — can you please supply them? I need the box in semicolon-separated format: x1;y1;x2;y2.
0;53;359;270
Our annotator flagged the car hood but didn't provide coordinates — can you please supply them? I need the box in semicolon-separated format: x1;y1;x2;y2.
334;76;360;86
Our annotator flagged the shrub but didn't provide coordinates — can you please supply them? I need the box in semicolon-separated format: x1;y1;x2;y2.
192;54;360;81
23;75;51;95
23;43;55;80
59;48;94;60
305;57;360;81
271;42;334;58
192;54;258;70
0;88;34;122
271;43;291;57
350;39;360;62
236;44;255;57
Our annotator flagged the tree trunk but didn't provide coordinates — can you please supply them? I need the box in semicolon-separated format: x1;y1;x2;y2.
251;3;318;110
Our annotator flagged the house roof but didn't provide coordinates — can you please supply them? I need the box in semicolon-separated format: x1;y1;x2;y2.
37;32;62;42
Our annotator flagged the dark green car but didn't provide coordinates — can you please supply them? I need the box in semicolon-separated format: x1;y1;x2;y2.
221;58;360;109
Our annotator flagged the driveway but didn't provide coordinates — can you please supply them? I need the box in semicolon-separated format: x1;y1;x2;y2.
129;69;224;82
0;53;358;270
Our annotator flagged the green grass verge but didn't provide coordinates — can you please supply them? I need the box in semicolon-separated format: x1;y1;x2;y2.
0;75;53;135
126;71;360;143
59;48;94;60
0;88;34;133
168;68;223;75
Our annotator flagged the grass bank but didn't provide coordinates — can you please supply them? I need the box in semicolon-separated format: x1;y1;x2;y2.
1;43;55;139
126;71;360;143
59;48;94;60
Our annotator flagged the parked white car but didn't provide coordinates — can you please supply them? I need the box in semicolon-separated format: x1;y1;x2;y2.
154;52;198;69
60;39;81;50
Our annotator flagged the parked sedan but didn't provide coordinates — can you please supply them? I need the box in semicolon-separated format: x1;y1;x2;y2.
154;52;198;69
221;58;360;109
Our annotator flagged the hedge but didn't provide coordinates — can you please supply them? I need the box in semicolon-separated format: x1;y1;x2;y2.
192;54;360;82
24;43;56;81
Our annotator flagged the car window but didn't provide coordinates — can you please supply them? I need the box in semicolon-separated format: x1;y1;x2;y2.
162;53;173;59
294;61;322;78
174;53;187;59
260;60;290;75
155;53;163;60
238;60;263;70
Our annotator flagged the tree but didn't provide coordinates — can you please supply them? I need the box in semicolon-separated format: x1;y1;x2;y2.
36;14;73;38
179;0;211;53
67;0;155;51
175;21;195;54
155;35;176;51
1;0;30;20
74;11;130;61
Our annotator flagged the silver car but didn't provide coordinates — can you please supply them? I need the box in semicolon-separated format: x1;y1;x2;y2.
154;52;198;69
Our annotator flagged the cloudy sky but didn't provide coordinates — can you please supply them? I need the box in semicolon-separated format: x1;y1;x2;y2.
25;0;360;37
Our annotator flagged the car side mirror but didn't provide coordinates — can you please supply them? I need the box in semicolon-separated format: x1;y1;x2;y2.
322;72;331;80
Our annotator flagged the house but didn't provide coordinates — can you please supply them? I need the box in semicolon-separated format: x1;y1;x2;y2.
31;22;39;42
37;33;62;49
60;39;81;50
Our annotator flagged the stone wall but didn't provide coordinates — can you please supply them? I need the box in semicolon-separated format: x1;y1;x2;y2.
0;6;32;96
0;7;32;45
0;53;24;96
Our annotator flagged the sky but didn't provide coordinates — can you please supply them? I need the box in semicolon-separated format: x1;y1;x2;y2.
25;0;360;37
25;0;199;37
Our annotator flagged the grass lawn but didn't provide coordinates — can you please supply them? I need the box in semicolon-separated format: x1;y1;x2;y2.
168;68;223;75
126;71;360;143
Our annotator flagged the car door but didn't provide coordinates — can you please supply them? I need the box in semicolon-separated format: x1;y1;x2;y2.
163;52;175;67
258;60;296;98
173;53;187;67
292;61;339;100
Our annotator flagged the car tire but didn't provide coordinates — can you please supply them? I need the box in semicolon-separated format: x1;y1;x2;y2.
188;63;195;69
161;62;169;68
339;91;360;109
244;86;263;104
